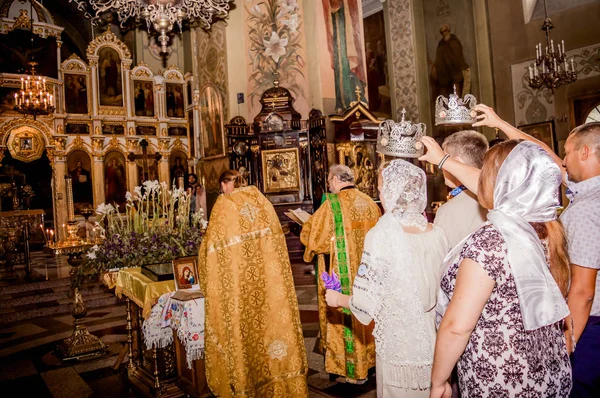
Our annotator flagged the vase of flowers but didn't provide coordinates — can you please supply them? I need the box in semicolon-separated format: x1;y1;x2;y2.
21;185;35;209
78;180;205;287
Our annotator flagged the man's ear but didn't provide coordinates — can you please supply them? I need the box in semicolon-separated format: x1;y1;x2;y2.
580;145;589;161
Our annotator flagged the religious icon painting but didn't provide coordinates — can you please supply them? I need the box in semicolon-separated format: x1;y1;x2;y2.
518;121;557;154
65;123;90;135
261;148;301;193
103;151;127;211
63;73;89;114
67;150;93;211
169;150;188;184
165;82;186;118
135;125;157;136
132;79;155;117
167;126;187;136
101;123;125;135
199;85;226;159
98;47;123;107
20;137;33;152
173;257;200;291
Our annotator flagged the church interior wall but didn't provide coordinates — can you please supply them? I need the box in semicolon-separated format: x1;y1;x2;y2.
224;7;250;122
488;0;600;146
135;30;186;74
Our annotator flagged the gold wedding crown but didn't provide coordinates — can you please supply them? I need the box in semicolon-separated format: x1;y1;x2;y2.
376;109;426;158
435;86;478;125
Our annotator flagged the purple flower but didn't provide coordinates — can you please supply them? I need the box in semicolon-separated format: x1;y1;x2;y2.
321;271;342;292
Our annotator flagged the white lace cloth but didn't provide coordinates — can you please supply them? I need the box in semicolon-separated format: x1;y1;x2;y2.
142;291;205;369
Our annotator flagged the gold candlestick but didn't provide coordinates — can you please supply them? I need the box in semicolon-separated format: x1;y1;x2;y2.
64;175;81;243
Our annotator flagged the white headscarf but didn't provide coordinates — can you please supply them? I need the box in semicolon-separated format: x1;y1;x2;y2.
361;159;433;388
437;141;569;330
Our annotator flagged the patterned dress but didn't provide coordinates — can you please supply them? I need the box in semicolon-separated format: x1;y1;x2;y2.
440;224;572;397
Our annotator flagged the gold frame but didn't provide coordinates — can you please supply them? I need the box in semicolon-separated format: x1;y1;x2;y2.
261;148;301;193
65;121;92;135
172;256;200;291
6;126;46;162
62;71;91;115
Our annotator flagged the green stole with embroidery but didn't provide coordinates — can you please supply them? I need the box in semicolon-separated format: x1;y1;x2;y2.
326;193;357;380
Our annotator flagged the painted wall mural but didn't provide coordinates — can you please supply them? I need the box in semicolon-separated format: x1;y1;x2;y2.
244;0;310;118
322;0;367;112
511;43;600;127
387;0;419;121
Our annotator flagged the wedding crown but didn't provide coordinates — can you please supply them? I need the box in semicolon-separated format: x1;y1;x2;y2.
435;86;478;126
376;109;426;158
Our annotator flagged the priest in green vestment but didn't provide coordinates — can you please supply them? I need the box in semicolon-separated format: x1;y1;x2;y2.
300;164;380;382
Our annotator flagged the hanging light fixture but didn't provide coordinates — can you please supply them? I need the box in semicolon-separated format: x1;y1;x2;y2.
13;61;55;120
87;0;232;53
527;0;577;93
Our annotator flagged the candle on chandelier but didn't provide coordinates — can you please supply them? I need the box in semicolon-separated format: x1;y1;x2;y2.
529;65;533;80
20;77;24;90
571;58;575;73
551;40;554;53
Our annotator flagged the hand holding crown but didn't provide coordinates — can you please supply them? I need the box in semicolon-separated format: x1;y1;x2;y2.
418;136;446;166
472;104;504;129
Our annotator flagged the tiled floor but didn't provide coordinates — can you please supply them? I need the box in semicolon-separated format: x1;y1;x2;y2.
0;254;376;397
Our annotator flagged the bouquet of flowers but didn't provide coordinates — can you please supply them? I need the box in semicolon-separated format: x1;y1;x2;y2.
79;180;205;284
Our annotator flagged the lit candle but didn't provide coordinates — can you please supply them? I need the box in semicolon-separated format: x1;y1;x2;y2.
551;40;554;53
21;77;24;90
14;93;18;106
43;78;46;91
62;224;66;240
50;229;54;244
534;65;538;77
553;58;557;72
65;175;75;222
529;65;533;80
571;58;575;73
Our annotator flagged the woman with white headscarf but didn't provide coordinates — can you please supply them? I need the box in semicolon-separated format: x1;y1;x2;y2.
420;139;572;397
325;159;449;397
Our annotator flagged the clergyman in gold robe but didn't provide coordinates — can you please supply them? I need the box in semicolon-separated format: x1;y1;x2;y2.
199;170;308;397
300;164;380;383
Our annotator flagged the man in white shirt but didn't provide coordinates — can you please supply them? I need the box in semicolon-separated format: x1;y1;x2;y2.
559;122;600;397
434;130;488;249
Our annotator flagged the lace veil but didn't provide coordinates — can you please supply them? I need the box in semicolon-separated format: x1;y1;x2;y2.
359;159;433;388
380;159;428;231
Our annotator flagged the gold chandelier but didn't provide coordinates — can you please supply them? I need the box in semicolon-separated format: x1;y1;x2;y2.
527;0;577;93
14;62;55;120
81;0;233;53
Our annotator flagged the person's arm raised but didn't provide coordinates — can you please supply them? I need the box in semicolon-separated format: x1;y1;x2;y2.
472;104;566;183
418;136;481;194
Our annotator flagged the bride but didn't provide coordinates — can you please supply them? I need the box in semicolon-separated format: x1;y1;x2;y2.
325;159;449;397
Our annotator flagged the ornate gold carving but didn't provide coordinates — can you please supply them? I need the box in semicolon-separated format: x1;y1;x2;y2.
128;127;135;136
126;138;138;152
106;136;121;152
155;84;163;92
53;137;67;151
65;63;85;71
89;59;98;67
6;126;45;163
171;138;185;151
71;135;86;151
134;68;151;77
0;147;5;166
94;126;101;135
92;137;105;153
86;30;132;59
161;128;167;137
57;124;64;134
14;10;32;30
0;118;52;145
98;106;126;116
251;144;261;153
158;138;170;153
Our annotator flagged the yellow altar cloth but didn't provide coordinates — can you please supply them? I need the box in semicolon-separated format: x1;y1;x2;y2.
115;268;175;319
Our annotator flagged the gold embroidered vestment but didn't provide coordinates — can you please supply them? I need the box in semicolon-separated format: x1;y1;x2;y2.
300;188;380;379
199;186;308;397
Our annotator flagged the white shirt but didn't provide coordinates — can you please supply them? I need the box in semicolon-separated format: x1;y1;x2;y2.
560;175;600;316
434;190;487;250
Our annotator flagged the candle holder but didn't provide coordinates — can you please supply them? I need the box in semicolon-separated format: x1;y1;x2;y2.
45;242;108;360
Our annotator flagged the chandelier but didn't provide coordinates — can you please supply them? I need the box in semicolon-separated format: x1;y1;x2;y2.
527;0;576;93
13;62;55;120
87;0;232;53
